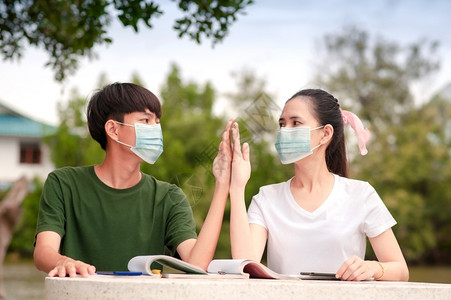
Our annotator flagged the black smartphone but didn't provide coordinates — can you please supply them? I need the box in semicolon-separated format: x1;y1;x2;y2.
299;272;339;280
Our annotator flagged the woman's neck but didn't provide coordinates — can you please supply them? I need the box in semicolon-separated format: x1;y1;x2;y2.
292;157;332;192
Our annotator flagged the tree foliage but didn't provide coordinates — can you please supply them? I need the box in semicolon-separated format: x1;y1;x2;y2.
8;28;451;265
315;26;451;263
143;64;292;257
9;64;291;259
0;0;253;81
317;26;440;133
43;88;104;167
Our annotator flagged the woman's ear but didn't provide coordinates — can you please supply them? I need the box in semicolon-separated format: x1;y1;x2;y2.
321;124;334;146
105;120;119;141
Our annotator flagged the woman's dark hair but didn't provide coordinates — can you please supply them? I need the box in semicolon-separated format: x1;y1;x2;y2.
87;82;162;150
287;89;348;177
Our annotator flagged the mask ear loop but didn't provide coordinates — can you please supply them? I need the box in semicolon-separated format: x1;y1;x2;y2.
113;121;135;148
116;139;133;148
310;125;325;151
340;109;371;155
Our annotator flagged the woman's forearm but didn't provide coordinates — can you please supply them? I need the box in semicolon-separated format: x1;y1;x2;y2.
372;260;409;281
229;185;258;260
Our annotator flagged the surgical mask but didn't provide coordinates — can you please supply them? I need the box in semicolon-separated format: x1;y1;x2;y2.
115;122;163;164
275;126;324;164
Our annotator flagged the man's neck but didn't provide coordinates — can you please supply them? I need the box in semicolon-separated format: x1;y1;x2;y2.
94;153;142;189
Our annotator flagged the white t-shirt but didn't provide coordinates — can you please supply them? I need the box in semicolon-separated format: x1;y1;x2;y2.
247;174;396;275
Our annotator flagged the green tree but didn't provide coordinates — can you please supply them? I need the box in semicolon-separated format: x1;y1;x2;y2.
44;88;104;167
151;64;293;258
316;26;439;134
44;72;147;168
224;68;292;200
315;26;450;263
409;95;451;263
0;0;253;81
8;73;145;257
9;65;296;260
147;63;229;255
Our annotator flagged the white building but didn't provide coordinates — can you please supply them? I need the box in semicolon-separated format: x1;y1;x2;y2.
0;101;56;188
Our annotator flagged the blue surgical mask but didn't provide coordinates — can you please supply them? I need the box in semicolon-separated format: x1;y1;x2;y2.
115;122;163;164
275;126;324;164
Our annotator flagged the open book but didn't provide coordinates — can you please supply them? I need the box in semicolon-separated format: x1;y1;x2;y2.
127;255;207;277
207;259;296;280
127;255;295;279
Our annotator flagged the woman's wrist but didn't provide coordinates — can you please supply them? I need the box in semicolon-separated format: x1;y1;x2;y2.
373;261;386;280
230;186;246;200
230;182;247;192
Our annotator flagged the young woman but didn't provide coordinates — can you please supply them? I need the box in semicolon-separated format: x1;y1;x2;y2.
229;89;409;281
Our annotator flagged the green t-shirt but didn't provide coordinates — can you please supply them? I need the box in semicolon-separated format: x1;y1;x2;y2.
36;166;197;271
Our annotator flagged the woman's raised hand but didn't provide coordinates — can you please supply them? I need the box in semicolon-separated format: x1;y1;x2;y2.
231;122;251;188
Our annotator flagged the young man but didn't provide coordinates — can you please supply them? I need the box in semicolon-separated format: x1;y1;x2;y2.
34;82;233;277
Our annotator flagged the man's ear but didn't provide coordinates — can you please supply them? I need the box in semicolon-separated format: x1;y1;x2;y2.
321;124;334;146
105;120;119;141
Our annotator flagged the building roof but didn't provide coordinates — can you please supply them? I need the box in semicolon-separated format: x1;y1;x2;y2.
0;101;56;137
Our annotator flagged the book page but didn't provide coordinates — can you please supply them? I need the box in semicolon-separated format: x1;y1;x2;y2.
128;255;207;275
207;259;248;275
208;259;296;280
127;256;158;275
243;262;278;279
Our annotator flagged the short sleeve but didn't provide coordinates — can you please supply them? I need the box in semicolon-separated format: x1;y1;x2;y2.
164;185;197;254
35;172;66;239
363;184;397;238
247;192;267;229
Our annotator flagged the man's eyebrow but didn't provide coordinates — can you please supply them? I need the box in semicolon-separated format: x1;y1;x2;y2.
142;111;155;117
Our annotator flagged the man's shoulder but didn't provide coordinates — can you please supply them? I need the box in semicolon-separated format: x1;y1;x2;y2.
50;165;93;178
142;173;183;195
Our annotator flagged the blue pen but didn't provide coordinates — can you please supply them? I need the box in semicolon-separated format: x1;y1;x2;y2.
97;271;142;276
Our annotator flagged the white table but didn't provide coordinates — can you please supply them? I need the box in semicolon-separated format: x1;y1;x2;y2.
45;275;451;300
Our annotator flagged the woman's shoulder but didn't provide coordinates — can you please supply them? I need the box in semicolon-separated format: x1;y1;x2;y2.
333;174;376;196
334;173;368;184
253;178;292;204
258;178;292;192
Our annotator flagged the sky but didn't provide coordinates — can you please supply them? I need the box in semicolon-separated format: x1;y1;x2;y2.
0;0;450;125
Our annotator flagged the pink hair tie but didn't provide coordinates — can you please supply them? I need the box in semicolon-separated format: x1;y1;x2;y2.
340;108;371;155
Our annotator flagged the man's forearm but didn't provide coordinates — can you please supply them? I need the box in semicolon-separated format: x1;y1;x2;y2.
185;181;229;270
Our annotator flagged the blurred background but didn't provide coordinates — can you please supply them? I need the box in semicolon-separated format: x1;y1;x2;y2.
1;0;450;298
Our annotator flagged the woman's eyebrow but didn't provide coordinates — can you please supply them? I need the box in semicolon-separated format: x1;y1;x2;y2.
279;116;304;122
